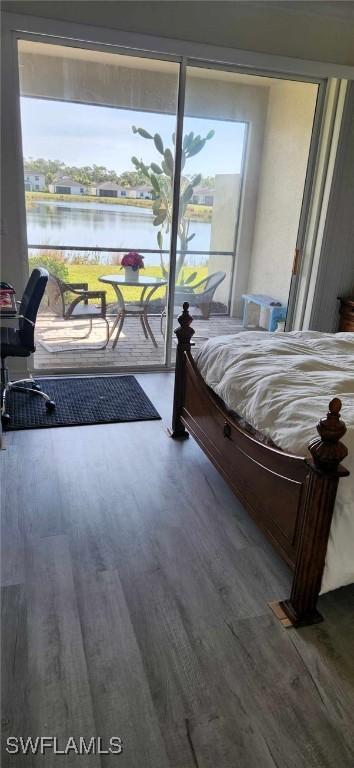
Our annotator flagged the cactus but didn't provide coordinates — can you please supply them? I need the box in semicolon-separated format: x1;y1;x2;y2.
131;126;214;279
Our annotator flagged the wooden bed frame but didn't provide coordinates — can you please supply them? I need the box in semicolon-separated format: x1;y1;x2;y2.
170;303;350;627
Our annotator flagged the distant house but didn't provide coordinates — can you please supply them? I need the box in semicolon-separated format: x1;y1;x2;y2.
90;182;128;198
48;176;86;195
127;185;153;200
24;169;46;191
125;188;138;199
191;187;215;205
135;185;154;200
88;183;153;199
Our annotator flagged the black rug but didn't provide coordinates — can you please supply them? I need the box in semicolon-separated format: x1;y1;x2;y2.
4;376;161;431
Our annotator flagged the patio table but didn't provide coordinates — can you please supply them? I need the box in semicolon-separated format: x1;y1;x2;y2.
99;274;167;349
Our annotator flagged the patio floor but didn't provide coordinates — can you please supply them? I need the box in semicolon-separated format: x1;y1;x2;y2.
33;311;256;371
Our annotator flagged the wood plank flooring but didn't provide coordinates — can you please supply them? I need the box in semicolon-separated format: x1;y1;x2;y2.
34;314;246;372
1;373;354;767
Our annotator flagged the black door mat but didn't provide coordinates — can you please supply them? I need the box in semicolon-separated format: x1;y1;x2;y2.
3;375;161;431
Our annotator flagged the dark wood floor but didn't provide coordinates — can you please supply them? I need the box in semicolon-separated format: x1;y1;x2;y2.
1;373;354;767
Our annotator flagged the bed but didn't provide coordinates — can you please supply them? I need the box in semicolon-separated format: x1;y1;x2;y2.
170;303;353;627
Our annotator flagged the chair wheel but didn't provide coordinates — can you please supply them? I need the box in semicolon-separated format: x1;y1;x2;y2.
46;400;56;412
1;413;11;427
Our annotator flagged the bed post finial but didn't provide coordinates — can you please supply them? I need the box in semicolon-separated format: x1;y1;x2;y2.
276;397;349;627
308;398;348;471
175;302;195;343
169;302;195;439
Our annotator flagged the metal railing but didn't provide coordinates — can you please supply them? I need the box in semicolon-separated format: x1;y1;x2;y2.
28;244;234;258
28;244;234;314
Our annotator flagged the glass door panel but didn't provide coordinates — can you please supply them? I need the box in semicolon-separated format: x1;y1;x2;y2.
171;66;318;358
18;39;179;371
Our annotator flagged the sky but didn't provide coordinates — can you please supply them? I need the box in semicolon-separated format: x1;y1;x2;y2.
20;97;246;178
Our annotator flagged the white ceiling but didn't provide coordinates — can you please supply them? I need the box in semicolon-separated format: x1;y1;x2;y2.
4;1;354;67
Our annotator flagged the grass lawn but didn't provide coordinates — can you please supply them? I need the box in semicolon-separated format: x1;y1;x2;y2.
67;265;208;303
68;264;166;303
30;262;208;304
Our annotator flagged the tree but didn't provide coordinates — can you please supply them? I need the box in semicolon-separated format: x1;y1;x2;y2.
119;169;147;187
131;126;215;280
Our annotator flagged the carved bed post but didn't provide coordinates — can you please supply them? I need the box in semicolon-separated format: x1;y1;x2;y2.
170;302;195;439
279;398;349;626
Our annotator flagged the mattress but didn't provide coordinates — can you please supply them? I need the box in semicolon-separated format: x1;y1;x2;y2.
194;330;354;594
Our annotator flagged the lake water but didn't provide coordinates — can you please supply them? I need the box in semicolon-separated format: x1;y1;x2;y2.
26;200;212;267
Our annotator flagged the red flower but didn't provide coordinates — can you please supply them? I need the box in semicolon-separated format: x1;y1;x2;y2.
120;251;144;271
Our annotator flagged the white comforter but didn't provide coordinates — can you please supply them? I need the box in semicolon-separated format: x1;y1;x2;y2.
194;331;354;594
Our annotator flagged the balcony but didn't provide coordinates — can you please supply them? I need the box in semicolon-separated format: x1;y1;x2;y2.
30;245;243;372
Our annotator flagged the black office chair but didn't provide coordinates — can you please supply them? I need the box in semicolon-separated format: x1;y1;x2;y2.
1;268;55;427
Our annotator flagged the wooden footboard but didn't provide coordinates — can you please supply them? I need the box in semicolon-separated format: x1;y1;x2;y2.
170;303;350;627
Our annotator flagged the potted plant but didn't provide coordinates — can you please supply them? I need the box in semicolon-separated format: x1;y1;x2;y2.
120;251;144;282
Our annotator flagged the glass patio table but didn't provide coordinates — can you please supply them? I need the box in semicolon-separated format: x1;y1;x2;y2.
98;274;167;349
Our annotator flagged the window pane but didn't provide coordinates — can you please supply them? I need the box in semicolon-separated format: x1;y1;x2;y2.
18;40;179;371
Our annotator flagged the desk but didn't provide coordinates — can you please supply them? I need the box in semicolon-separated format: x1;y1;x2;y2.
242;293;287;332
99;274;167;349
0;292;17;318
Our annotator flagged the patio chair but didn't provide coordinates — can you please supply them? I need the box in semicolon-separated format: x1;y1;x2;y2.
45;274;110;349
160;270;226;336
174;271;226;319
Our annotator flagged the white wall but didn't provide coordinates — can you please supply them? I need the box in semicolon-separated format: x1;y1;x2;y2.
209;174;241;307
246;80;318;305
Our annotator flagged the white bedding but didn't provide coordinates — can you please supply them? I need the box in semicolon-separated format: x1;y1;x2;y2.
194;330;354;594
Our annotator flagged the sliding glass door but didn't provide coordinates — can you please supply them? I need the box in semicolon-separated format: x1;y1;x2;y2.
18;40;180;371
170;66;319;358
17;38;321;373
